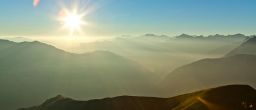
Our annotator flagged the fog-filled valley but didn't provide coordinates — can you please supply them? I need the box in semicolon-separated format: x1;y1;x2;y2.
4;34;247;76
2;0;256;110
79;34;247;76
1;34;255;110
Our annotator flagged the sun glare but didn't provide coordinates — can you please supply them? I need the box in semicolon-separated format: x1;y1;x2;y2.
63;12;84;31
58;9;87;36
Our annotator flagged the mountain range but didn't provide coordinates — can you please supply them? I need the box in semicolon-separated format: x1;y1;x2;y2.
18;85;256;110
175;34;250;40
0;39;153;110
162;36;256;95
80;34;247;74
0;35;255;110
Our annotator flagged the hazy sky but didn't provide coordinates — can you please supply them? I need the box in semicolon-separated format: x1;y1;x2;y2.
0;0;255;37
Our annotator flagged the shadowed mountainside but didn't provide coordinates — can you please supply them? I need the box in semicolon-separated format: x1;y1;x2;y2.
0;39;154;110
18;85;256;110
227;36;256;56
163;54;256;95
162;37;256;95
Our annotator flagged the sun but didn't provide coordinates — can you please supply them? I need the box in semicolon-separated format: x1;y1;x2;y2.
58;9;87;36
64;13;82;30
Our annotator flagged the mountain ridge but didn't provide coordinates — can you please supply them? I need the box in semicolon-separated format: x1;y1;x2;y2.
0;39;154;110
227;36;256;56
162;53;256;96
18;84;256;110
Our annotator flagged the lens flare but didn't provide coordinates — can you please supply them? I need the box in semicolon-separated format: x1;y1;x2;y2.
33;0;40;7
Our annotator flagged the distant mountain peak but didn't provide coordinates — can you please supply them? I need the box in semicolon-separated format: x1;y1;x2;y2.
176;34;193;39
19;40;49;46
175;34;249;40
233;33;246;36
142;34;170;39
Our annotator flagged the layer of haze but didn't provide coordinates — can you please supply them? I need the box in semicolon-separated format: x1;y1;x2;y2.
0;34;253;110
1;34;247;78
0;0;256;110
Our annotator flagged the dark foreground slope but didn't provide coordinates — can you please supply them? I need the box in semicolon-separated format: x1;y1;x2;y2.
19;85;256;110
0;39;153;110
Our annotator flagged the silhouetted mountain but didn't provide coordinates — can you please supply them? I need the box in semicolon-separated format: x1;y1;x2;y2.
18;85;256;110
176;34;194;39
163;54;256;95
143;34;170;39
0;39;153;110
227;36;256;56
175;34;249;40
